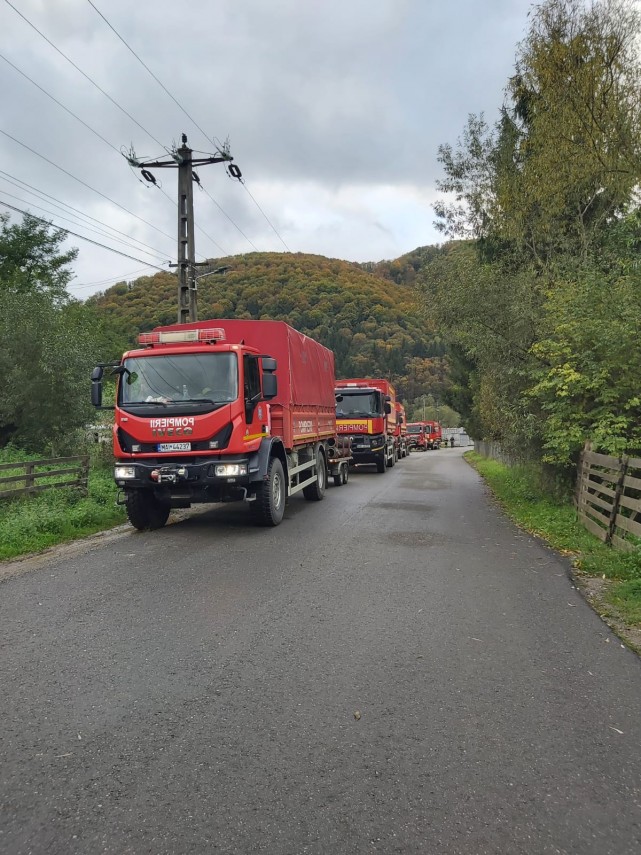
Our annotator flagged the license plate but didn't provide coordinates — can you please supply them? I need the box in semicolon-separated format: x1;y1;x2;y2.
157;442;191;452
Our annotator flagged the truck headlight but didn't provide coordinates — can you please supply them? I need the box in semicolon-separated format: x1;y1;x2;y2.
114;465;137;479
215;464;247;477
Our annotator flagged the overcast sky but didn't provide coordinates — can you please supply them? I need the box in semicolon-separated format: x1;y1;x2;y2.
0;0;534;299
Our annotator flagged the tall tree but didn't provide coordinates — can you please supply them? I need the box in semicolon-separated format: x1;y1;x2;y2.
0;214;110;451
0;212;77;303
428;0;641;463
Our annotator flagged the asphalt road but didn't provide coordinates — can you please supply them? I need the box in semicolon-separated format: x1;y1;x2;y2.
1;449;641;855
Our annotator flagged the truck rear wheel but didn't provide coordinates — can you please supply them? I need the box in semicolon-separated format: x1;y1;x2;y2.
125;490;170;531
251;457;286;526
303;450;326;501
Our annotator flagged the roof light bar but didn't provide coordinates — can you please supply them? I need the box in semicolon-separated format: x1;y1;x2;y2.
138;327;226;346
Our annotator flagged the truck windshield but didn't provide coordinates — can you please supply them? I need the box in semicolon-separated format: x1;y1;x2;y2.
336;391;381;418
120;353;238;405
407;425;423;434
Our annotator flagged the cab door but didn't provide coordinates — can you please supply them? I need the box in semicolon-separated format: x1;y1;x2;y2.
243;354;268;438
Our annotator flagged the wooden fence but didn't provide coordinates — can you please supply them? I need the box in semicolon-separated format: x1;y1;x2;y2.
0;456;89;501
575;449;641;552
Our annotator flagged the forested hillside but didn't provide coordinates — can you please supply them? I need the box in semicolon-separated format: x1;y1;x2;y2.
87;251;448;404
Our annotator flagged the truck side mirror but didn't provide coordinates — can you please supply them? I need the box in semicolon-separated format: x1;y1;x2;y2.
385;402;392;415
91;366;103;408
262;373;278;400
261;356;278;399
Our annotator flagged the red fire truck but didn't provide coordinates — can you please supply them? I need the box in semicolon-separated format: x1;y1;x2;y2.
406;421;442;451
91;320;337;528
425;420;443;449
394;401;409;459
335;378;396;472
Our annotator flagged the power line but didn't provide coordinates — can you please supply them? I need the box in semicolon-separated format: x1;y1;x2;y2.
85;0;212;144
0;169;173;260
0;51;120;155
240;181;291;252
200;183;260;251
4;0;165;149
0;186;169;263
0;128;176;245
6;0;291;258
0;51;203;258
0;199;169;271
83;0;287;254
72;267;155;291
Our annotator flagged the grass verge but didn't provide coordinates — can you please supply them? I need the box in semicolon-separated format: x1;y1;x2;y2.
465;451;641;638
0;460;125;562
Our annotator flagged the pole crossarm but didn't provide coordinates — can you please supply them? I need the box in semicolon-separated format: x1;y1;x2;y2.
138;155;232;168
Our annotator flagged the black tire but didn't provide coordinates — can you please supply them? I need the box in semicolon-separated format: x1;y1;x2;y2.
387;448;395;468
125;490;170;531
333;468;342;487
303;450;327;500
376;453;386;473
342;463;349;484
250;457;286;526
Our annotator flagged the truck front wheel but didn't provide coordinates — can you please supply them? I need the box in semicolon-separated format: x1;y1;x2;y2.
251;457;286;526
303;450;326;501
125;490;170;531
376;453;386;473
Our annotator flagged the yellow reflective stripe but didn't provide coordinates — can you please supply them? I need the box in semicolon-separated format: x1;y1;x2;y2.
243;432;269;442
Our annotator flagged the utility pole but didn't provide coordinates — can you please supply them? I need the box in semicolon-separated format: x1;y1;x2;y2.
126;134;234;324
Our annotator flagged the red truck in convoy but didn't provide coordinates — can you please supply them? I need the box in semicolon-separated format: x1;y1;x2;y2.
91;320;339;528
406;420;442;451
335;378;396;472
394;401;409;459
425;420;443;449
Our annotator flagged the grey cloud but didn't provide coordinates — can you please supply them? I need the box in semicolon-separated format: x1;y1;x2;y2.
0;0;532;295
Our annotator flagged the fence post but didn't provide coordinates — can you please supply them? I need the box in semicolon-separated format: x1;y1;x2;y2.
79;455;89;496
606;455;628;545
25;461;35;494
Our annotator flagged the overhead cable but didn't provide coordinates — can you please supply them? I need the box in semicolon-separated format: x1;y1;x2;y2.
240;181;291;252
72;267;156;291
4;0;165;149
0;187;169;263
0;128;176;245
83;0;277;254
85;0;213;144
0;52;121;155
0;169;173;260
0;199;169;271
200;184;259;252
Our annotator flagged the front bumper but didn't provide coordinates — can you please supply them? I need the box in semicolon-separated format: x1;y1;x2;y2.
114;457;252;504
348;434;387;464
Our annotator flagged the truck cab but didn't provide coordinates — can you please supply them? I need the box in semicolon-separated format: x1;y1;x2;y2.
406;422;428;451
335;379;396;472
